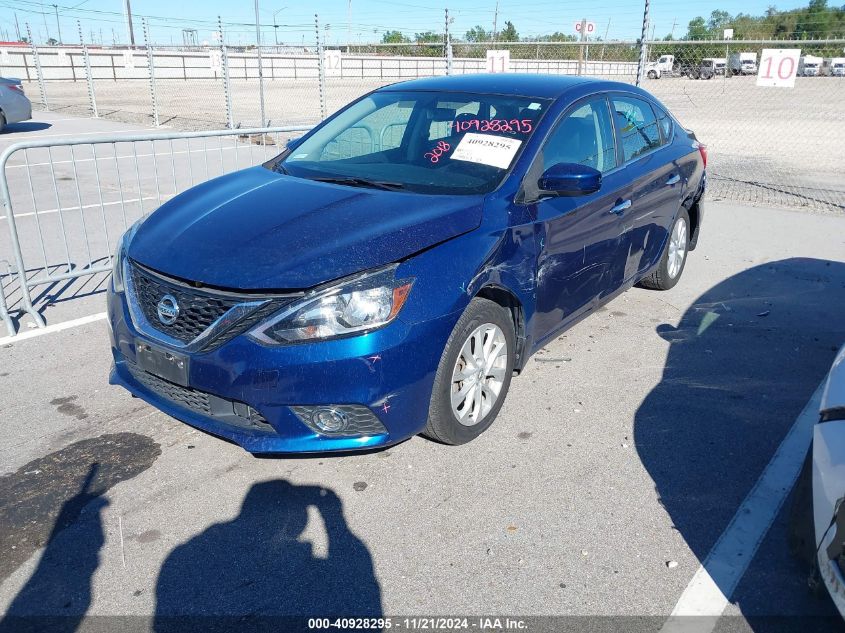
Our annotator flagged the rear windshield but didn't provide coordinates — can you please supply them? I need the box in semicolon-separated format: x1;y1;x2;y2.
273;91;551;195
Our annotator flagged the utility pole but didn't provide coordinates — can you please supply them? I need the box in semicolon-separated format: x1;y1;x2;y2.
600;18;610;60
670;17;677;39
40;0;50;43
52;5;62;44
445;8;452;74
273;8;286;47
577;18;586;75
124;0;135;48
492;0;498;40
346;0;351;53
636;0;650;86
255;0;265;126
14;12;21;41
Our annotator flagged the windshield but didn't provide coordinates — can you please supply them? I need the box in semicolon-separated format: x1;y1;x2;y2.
273;91;551;195
742;60;755;65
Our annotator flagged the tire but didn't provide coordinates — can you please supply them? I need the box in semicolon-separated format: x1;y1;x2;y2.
423;297;515;445
638;207;690;291
0;113;5;134
647;70;657;79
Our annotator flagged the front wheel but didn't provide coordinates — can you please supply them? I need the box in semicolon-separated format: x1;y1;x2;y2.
647;70;658;79
423;298;515;445
638;208;690;291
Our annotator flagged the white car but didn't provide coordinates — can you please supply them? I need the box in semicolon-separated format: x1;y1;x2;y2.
793;343;845;616
0;77;32;132
813;343;845;615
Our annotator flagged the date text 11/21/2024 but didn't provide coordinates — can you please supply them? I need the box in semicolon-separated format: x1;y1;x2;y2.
307;616;529;630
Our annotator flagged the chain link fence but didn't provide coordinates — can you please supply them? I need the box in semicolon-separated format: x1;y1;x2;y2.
1;38;843;212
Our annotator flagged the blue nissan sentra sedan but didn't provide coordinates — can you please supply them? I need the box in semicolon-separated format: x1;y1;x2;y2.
108;74;706;454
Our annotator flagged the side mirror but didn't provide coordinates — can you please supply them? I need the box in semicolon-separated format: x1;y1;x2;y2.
286;136;304;151
538;163;602;197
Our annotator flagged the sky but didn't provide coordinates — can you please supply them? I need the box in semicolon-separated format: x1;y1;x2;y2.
0;0;811;46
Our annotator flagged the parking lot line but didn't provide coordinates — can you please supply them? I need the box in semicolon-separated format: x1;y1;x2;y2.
0;196;157;221
0;312;107;345
0;129;150;140
661;379;826;632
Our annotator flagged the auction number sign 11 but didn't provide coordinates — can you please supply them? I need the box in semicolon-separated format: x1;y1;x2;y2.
757;49;801;88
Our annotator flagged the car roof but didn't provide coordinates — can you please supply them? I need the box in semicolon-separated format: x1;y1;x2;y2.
378;73;618;100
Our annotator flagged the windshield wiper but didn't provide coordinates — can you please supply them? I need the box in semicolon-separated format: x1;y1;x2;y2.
311;176;406;191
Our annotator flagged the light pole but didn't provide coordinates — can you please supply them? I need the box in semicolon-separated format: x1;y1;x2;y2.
52;4;62;44
273;7;287;46
255;0;265;126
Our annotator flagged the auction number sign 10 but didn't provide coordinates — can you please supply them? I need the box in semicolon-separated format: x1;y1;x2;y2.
757;49;801;88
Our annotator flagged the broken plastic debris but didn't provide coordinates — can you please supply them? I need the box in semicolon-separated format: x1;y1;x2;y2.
666;560;679;569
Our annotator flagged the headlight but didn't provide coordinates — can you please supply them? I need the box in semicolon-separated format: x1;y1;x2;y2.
249;266;414;345
111;217;146;293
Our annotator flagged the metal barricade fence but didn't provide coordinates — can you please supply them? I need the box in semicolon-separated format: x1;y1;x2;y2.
0;126;311;337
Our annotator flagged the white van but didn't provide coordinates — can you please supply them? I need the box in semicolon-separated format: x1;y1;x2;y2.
822;57;845;77
799;55;823;76
728;52;757;75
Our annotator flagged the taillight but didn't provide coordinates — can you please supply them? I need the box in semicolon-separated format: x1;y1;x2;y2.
698;144;708;168
6;84;24;95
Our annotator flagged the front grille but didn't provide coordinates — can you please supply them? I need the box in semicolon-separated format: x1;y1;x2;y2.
130;264;240;343
126;361;272;431
128;263;298;350
131;266;238;343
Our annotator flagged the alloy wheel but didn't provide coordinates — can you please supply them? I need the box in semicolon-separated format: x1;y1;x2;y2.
450;323;508;426
667;216;688;279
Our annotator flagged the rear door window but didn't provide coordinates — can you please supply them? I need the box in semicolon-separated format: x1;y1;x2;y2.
611;96;662;162
652;105;673;143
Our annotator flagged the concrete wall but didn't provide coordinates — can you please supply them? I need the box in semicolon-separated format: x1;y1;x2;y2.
0;46;638;82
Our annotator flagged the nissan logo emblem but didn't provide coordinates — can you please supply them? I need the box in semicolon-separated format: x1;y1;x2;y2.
157;294;180;325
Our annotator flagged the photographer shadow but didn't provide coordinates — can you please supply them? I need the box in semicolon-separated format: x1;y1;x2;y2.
154;479;382;633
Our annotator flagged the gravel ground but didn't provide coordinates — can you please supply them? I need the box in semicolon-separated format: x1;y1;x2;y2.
21;73;845;213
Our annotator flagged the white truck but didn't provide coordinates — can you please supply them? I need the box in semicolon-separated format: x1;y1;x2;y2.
822;57;845;76
644;54;675;79
728;52;757;75
711;57;727;75
798;54;823;76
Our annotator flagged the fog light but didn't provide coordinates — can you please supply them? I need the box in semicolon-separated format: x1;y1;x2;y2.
311;407;348;433
290;404;387;437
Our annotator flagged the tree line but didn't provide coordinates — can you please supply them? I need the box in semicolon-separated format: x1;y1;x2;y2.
681;0;845;40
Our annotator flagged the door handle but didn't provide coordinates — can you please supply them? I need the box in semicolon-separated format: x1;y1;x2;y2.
665;174;681;186
610;199;631;215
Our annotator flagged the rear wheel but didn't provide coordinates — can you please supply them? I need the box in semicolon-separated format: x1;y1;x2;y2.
638;208;690;291
0;113;5;134
423;298;515;445
647;70;658;79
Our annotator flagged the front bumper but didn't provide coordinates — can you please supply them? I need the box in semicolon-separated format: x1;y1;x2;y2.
108;284;458;453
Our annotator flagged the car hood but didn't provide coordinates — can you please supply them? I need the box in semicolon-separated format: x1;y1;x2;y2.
129;166;483;290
